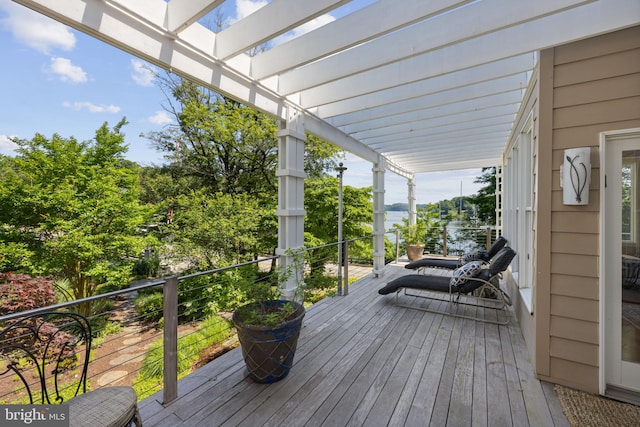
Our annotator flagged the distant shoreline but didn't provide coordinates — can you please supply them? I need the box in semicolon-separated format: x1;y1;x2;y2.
385;204;427;212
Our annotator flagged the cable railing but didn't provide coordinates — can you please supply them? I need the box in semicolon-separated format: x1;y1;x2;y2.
390;225;499;260
0;237;382;406
5;226;495;407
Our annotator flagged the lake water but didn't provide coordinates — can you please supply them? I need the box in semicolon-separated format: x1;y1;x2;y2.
381;211;479;253
383;211;407;243
384;211;408;232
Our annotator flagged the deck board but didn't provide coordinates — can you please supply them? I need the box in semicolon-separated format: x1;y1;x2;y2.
139;263;568;426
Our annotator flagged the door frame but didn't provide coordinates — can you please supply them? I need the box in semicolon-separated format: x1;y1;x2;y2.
600;127;640;395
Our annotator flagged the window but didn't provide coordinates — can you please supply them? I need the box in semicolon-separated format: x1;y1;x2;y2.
622;161;636;242
502;118;534;313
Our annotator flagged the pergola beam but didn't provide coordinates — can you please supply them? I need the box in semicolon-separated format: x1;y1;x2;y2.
250;0;473;80
350;106;518;140
215;0;350;60
166;0;223;34
278;0;590;95
308;54;534;115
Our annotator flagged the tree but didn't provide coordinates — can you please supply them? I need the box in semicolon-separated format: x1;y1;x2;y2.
146;77;277;198
304;177;373;276
0;120;155;315
166;190;274;269
468;167;497;224
145;75;342;199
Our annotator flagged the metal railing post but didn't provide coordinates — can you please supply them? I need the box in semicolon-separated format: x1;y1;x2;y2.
337;242;343;296
163;275;178;404
486;226;492;251
442;225;448;257
395;229;400;263
343;239;349;296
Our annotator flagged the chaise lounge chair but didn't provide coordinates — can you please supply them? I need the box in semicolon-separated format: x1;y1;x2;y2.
404;235;508;272
379;246;516;324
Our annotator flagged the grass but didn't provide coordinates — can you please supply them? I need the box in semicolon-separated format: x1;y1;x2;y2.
133;314;234;400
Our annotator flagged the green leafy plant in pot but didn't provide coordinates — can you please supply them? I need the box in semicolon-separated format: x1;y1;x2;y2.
395;208;430;261
396;221;428;261
232;249;306;383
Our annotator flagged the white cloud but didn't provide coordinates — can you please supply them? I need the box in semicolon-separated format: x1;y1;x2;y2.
47;57;88;83
62;101;120;114
148;111;173;125
131;59;156;87
0;134;19;154
229;0;268;24
0;1;75;54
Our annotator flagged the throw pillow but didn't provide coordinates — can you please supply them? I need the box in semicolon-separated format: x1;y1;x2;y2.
450;260;484;288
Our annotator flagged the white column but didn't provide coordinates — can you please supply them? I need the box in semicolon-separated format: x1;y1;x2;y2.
407;177;417;227
276;108;306;301
372;158;386;277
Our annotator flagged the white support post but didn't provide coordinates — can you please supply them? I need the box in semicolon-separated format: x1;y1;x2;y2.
276;108;307;301
407;177;417;227
372;158;386;277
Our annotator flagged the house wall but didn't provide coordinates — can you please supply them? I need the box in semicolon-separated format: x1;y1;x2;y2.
534;26;640;393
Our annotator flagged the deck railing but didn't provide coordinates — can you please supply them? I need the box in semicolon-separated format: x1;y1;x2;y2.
0;237;380;406
391;225;499;260
0;227;496;407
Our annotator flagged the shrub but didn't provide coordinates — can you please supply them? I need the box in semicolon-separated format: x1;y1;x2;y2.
135;291;164;324
177;266;252;322
134;315;233;399
133;251;161;278
0;273;56;315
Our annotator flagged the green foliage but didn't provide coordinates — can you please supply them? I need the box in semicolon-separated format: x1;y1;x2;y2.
0;119;158;316
133;250;161;278
468;167;497;224
146;79;279;198
305;177;373;243
0;273;56;315
304;134;342;178
177;265;257;322
91;321;122;347
134;314;233;399
167;191;272;270
235;300;300;328
303;273;336;305
146;77;342;198
394;204;444;249
135;291;164;324
304;177;374;274
231;248;306;327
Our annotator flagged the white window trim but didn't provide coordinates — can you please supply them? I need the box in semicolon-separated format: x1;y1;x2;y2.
503;114;534;314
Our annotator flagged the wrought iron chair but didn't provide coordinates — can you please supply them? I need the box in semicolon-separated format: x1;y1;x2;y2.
0;311;142;427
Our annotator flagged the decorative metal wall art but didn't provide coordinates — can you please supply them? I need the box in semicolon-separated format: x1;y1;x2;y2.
560;147;591;205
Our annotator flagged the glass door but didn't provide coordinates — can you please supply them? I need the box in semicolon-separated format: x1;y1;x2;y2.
605;134;640;393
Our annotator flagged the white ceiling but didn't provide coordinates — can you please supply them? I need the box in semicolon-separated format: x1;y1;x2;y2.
13;0;640;176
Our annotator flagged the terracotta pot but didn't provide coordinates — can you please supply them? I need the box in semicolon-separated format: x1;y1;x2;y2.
232;300;305;383
405;244;425;261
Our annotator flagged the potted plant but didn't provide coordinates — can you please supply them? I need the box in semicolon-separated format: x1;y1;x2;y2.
231;250;306;383
401;224;427;261
395;207;433;261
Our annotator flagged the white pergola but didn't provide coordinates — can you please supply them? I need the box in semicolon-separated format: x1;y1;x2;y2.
12;0;640;284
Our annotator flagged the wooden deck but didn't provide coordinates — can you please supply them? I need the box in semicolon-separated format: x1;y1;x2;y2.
139;263;569;426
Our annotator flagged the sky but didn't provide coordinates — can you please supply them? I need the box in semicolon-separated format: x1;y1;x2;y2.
0;0;484;205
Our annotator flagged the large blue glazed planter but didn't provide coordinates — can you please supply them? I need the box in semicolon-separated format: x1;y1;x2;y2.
232;300;306;384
